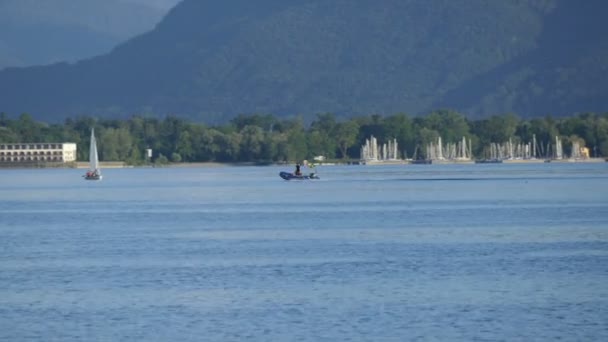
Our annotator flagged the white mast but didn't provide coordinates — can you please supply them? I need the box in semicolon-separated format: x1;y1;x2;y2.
89;128;99;171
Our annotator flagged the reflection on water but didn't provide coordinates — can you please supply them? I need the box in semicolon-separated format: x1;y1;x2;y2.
1;163;607;341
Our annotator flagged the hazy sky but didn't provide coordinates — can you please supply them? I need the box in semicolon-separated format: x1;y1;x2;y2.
0;0;183;69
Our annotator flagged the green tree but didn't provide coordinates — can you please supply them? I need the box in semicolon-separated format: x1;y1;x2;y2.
260;132;277;162
474;113;518;143
231;114;276;131
307;130;335;159
273;133;290;162
125;145;142;165
308;113;338;158
97;127;133;161
335;120;360;159
15;113;42;142
357;114;386;144
0;114;18;143
176;130;194;161
383;113;415;158
424;109;470;143
171;152;182;163
239;125;265;161
190;126;219;162
310;113;337;135
415;127;440;159
155;153;169;165
214;131;241;162
99;128;119;161
282;118;308;162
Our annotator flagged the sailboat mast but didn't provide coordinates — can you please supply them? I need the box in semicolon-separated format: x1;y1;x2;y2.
89;128;99;170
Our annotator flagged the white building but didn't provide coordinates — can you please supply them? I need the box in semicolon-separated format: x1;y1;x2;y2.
0;143;77;163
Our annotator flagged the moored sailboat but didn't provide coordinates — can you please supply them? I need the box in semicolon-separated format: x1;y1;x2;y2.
83;128;102;181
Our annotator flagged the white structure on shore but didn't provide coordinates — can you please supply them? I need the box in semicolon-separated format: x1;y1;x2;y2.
360;136;400;163
554;136;563;160
426;136;472;161
0;143;77;163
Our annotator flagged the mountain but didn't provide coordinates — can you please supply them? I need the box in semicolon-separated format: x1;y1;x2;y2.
0;0;180;70
121;0;182;10
0;0;607;123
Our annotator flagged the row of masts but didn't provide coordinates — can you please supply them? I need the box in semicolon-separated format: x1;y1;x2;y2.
360;135;474;162
426;136;472;161
483;135;585;160
485;137;539;160
359;135;588;162
360;135;399;161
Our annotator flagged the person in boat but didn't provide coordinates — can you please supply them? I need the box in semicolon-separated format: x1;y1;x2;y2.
85;170;98;178
294;163;302;176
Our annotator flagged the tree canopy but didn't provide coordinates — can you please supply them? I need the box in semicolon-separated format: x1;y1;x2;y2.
1;110;607;164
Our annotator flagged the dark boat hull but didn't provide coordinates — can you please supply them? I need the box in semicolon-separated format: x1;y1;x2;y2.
280;171;319;180
475;159;503;164
84;176;102;181
83;173;102;181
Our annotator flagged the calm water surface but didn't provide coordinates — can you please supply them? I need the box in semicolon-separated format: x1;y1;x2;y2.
1;163;608;341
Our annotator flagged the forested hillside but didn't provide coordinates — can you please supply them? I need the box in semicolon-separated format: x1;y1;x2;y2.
0;0;606;123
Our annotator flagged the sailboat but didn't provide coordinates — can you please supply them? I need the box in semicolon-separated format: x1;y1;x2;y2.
83;128;102;181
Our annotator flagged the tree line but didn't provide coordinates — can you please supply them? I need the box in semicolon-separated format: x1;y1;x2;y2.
1;111;607;164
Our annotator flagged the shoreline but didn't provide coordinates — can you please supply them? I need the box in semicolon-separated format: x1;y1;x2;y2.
0;158;605;170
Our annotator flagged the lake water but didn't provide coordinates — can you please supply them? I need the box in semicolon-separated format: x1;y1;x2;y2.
1;163;607;341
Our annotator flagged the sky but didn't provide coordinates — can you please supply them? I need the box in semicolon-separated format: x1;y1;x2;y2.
0;0;183;69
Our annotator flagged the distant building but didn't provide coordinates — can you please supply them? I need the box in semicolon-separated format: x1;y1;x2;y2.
0;143;77;163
